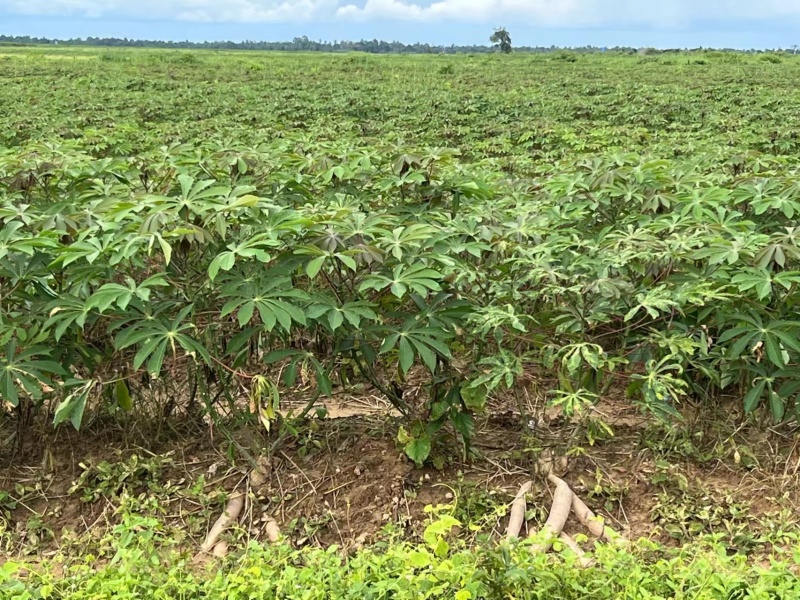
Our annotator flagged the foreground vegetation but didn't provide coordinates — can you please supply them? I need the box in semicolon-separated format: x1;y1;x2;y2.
3;501;800;600
3;46;800;596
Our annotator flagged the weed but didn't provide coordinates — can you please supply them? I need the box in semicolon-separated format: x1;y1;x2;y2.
69;453;174;503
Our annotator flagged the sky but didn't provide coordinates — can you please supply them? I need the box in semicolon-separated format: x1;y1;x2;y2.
1;0;800;49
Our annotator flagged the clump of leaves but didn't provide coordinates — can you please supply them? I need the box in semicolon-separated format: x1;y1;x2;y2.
69;454;174;503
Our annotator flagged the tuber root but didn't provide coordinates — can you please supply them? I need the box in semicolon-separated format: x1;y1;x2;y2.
571;493;622;543
212;540;229;558
265;518;281;543
201;491;245;553
506;480;533;540
558;532;595;569
530;475;572;553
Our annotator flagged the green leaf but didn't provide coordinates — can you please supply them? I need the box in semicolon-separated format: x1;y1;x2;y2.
0;371;18;406
461;384;488;411
449;410;475;441
404;436;432;466
410;338;437;373
264;349;304;364
743;380;766;413
407;550;431;569
237;301;256;327
764;335;785;368
306;256;326;279
769;390;785;423
398;336;415;374
208;251;236;281
115;380;132;411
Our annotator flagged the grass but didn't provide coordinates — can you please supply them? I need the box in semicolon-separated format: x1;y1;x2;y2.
4;502;800;600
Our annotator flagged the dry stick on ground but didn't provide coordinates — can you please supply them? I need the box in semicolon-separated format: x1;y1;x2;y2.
506;480;533;540
200;491;245;554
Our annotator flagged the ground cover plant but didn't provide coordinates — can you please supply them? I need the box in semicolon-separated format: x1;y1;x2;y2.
2;46;800;597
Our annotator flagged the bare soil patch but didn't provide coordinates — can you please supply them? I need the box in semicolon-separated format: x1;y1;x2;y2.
2;394;799;561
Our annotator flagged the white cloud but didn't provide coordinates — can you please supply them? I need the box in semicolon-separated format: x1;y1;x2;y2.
337;0;586;26
336;0;800;27
3;0;800;25
1;0;337;22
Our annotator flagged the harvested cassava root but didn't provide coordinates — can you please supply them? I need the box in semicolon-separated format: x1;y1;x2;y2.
505;459;624;565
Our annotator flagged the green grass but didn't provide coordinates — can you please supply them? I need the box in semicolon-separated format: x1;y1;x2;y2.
4;504;800;600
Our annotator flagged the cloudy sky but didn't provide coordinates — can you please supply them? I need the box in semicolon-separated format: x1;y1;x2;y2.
1;0;799;48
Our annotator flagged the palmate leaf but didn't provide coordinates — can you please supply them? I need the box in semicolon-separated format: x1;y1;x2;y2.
0;341;66;407
207;232;280;281
359;264;443;299
113;305;211;377
219;276;307;332
717;313;800;368
306;299;377;333
85;274;168;313
262;349;332;397
377;224;440;260
44;295;92;341
53;379;96;429
731;269;775;300
379;319;452;375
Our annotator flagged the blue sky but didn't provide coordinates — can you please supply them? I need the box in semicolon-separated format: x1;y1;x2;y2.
1;1;799;48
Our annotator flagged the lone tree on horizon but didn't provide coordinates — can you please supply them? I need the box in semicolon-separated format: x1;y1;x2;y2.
490;28;512;53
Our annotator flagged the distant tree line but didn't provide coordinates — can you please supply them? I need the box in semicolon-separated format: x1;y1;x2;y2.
0;34;628;54
0;34;790;54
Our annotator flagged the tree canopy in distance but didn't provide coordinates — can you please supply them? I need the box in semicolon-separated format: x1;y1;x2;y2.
490;28;512;53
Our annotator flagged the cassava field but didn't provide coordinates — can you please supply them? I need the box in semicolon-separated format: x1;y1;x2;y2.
3;46;800;598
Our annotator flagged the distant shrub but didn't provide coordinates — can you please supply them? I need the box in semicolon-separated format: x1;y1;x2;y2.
438;63;455;75
553;51;578;62
99;52;130;63
705;51;742;63
761;54;782;64
176;52;200;65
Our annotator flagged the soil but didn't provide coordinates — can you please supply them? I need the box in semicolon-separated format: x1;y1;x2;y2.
2;391;799;561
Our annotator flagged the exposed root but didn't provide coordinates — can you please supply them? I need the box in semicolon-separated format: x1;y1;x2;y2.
200;491;245;553
265;518;281;543
212;540;229;558
571;493;622;544
558;532;595;569
529;475;572;553
511;457;627;559
506;480;532;540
